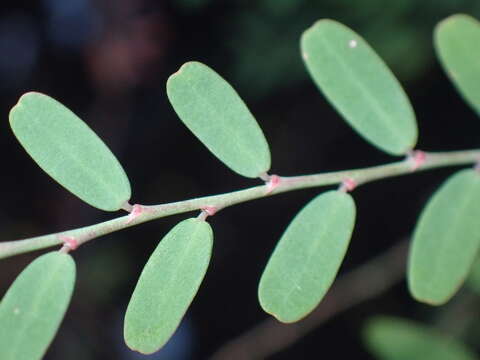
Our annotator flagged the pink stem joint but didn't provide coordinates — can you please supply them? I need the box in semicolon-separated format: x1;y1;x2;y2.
198;206;218;221
408;150;426;171
340;178;357;192
59;235;78;253
126;204;144;224
260;173;281;194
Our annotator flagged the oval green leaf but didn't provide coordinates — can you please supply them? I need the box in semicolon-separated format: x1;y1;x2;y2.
435;14;480;116
301;19;417;155
408;169;480;305
167;61;271;178
0;251;76;360
124;218;213;354
258;190;356;323
364;316;478;360
10;92;131;211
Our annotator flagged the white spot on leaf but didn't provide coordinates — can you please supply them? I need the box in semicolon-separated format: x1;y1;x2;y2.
349;39;357;48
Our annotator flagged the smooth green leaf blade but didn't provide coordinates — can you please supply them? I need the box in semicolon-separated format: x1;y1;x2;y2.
258;190;356;323
435;14;480;116
167;61;271;178
364;316;478;360
124;218;213;354
408;169;480;305
0;252;76;360
301;19;417;155
10;92;131;211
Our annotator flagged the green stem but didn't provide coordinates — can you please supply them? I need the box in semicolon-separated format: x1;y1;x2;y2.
1;149;479;260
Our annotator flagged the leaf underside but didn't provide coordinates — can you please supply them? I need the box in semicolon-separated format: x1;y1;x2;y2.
301;19;417;155
408;169;480;305
167;61;271;178
124;218;213;354
9;92;131;211
0;252;76;360
258;190;356;323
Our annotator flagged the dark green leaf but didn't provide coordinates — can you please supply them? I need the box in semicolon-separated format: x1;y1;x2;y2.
124;218;213;354
0;252;76;360
167;61;271;178
258;190;356;323
408;169;480;305
301;19;417;155
10;92;131;211
435;14;480;115
364;316;478;360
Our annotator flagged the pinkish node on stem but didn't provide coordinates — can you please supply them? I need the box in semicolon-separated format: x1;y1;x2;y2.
201;206;218;216
340;178;357;192
265;174;281;194
126;204;144;224
59;235;78;251
408;150;426;171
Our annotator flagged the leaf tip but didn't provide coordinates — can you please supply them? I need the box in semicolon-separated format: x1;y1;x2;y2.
408;284;450;306
124;339;158;356
262;307;294;324
440;13;475;25
168;61;203;80
259;295;303;324
19;90;43;99
11;91;47;111
435;13;478;40
271;310;303;324
9;93;30;123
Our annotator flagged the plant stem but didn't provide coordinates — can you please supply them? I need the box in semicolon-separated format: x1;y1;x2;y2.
1;149;479;260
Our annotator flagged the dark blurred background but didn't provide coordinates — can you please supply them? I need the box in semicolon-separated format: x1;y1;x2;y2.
1;1;480;359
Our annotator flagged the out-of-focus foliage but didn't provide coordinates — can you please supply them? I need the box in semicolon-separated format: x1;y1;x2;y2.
175;0;480;99
364;316;478;360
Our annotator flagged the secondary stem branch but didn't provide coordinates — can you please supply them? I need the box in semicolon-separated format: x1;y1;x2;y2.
1;149;479;259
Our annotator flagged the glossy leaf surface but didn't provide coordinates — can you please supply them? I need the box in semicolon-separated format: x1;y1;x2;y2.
167;61;271;178
0;252;76;360
10;92;131;211
408;169;480;305
258;190;356;323
301;19;417;155
364;316;478;360
435;14;480;115
124;218;213;354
